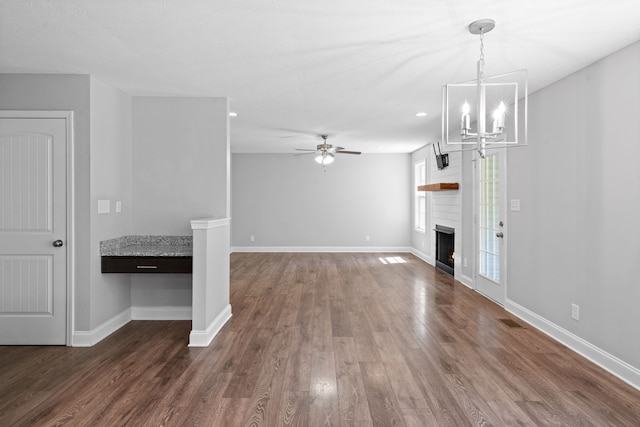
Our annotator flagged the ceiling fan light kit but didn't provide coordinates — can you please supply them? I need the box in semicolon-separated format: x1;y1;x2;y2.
315;152;335;165
295;134;361;166
442;19;528;157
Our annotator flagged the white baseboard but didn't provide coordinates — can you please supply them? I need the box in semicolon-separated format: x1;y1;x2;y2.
457;274;474;289
72;308;131;347
231;246;413;253
409;247;434;265
189;304;232;347
131;306;192;320
506;299;640;391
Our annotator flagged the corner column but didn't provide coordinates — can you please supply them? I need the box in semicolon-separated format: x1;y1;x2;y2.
189;217;232;346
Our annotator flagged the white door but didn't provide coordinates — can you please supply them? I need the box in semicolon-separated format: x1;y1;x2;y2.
475;149;506;305
0;116;68;344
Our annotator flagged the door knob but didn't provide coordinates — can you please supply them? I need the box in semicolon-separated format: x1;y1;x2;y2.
52;240;64;248
496;232;504;238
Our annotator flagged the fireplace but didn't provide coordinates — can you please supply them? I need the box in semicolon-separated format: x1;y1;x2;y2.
435;225;455;276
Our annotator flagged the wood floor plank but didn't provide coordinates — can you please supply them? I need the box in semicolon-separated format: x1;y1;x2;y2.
313;302;334;353
309;351;340;426
1;252;639;426
277;391;310;426
372;332;430;410
330;299;353;338
333;337;373;424
402;347;473;426
282;327;312;392
441;342;539;426
347;310;381;362
359;361;406;427
223;326;274;398
161;372;233;426
401;407;439;426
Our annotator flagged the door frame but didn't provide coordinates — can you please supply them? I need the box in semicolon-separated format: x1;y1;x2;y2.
0;110;75;345
473;147;508;305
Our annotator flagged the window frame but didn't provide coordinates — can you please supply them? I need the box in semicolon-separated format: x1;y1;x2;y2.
414;160;426;233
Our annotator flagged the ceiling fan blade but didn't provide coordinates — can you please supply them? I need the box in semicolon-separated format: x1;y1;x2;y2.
294;152;316;156
295;148;317;152
336;150;361;155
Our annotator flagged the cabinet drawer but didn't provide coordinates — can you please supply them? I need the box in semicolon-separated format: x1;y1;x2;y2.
101;256;192;274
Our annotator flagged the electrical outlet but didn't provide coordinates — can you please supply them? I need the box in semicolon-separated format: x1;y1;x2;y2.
571;303;579;320
97;199;110;214
250;235;255;242
365;235;370;242
115;201;122;213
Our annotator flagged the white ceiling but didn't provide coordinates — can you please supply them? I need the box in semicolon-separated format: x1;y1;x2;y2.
1;1;639;154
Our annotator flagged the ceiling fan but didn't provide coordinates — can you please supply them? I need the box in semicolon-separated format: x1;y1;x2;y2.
294;135;361;165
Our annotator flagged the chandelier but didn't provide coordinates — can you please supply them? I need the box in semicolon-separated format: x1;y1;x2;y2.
442;19;527;156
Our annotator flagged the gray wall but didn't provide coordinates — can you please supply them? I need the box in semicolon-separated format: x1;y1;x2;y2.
0;74;92;330
506;41;640;369
232;153;411;249
0;74;137;332
89;77;133;329
131;97;229;308
452;41;640;374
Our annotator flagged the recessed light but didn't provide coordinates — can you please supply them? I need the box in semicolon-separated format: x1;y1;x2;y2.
415;112;427;117
377;146;385;150
229;112;238;117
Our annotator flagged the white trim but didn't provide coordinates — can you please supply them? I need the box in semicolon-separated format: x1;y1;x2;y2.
0;110;75;346
458;274;474;289
506;299;640;391
131;306;192;320
231;246;413;253
189;304;232;347
190;217;230;230
72;308;131;347
410;247;434;266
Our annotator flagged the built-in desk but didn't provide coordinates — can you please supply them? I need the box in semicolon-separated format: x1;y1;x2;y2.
100;236;192;274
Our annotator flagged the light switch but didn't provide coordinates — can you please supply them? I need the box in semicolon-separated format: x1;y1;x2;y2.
98;199;111;214
510;199;521;211
116;201;122;213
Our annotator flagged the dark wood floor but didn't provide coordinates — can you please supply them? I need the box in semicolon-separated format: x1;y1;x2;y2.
2;253;640;426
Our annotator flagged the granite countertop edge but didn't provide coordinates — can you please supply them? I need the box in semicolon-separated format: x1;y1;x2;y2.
100;235;193;257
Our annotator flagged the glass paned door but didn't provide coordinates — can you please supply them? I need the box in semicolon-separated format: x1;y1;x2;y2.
479;153;500;282
475;148;506;305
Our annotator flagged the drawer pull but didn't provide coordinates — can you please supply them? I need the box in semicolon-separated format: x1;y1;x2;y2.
136;265;158;269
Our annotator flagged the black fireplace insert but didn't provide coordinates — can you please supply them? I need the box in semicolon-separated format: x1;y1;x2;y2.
435;225;455;276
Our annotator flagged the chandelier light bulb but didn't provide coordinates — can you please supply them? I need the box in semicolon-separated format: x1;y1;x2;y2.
492;101;506;133
461;101;471;134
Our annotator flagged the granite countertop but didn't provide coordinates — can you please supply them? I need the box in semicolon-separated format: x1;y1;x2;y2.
100;235;193;257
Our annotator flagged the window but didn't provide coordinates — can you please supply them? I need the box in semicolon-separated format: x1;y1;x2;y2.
414;160;426;232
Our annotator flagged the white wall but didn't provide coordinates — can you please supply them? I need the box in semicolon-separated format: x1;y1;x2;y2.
131;97;229;309
430;150;463;279
232;153;411;249
89;77;133;329
410;144;466;281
